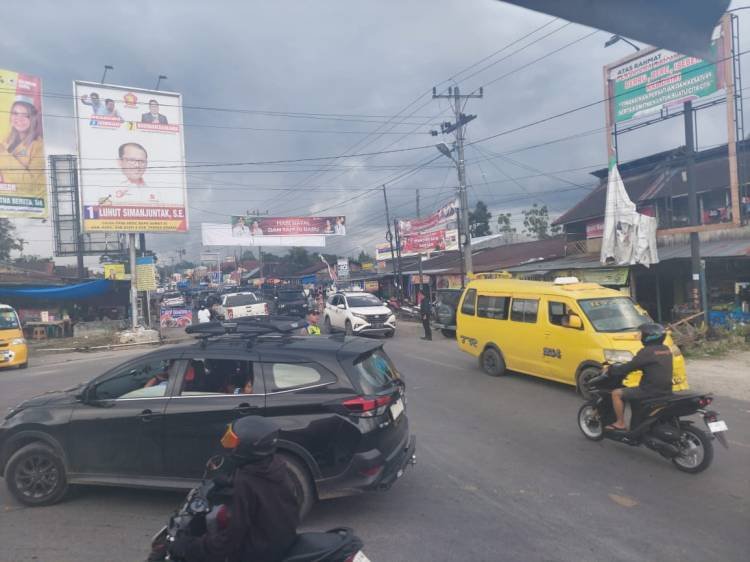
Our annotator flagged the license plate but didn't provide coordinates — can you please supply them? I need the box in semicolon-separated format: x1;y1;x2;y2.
352;552;371;562
708;420;728;433
390;398;404;420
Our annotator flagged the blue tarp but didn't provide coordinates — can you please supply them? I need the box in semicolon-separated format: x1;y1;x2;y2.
0;280;116;301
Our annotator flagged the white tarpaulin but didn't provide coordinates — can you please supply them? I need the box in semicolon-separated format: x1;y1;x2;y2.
201;223;325;247
600;164;659;267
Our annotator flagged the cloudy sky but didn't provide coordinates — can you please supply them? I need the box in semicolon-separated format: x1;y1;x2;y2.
2;0;746;266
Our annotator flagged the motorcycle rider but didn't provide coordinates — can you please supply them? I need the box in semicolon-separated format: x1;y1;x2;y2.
604;323;673;431
167;416;300;562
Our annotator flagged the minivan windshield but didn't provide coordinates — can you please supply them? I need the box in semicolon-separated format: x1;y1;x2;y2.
346;294;382;308
225;293;257;307
578;297;650;332
0;310;19;329
352;349;401;394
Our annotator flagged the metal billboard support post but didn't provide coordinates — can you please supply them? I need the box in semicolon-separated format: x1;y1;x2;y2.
129;233;138;329
684;101;702;314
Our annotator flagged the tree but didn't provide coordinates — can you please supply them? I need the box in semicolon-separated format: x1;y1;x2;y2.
0;219;24;261
496;212;517;244
357;250;374;264
240;250;256;261
283;247;314;269
521;204;561;240
468;200;492;238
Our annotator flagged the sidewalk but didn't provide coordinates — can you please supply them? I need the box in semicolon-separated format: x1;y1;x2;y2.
685;351;750;401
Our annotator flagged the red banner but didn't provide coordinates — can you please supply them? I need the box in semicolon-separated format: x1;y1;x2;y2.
398;199;458;235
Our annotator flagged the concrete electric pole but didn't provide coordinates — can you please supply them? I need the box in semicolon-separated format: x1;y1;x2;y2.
432;85;483;279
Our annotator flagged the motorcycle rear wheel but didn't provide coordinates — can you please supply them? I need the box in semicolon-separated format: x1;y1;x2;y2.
578;403;604;441
672;426;713;473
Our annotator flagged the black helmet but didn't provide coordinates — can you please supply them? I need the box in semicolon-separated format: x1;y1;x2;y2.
640;322;666;346
220;416;279;464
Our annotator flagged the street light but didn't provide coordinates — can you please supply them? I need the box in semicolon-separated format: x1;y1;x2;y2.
436;142;455;161
155;74;168;90
604;34;640;51
100;65;113;84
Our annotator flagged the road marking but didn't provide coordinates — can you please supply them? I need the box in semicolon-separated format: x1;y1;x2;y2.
608;493;639;508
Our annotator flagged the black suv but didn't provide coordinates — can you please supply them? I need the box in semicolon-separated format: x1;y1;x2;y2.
274;289;309;317
0;321;415;517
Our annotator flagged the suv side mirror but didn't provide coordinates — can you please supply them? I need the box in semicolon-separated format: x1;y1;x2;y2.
337;303;346;309
567;314;583;329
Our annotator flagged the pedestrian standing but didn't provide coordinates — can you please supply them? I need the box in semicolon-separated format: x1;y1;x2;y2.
419;290;432;341
197;305;211;324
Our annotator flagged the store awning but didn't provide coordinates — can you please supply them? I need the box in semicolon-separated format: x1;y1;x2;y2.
0;280;116;301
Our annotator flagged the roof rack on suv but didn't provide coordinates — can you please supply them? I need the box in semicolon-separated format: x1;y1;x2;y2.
185;316;305;348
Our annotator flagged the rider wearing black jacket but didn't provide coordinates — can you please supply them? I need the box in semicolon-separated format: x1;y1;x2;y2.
168;417;300;562
606;323;673;431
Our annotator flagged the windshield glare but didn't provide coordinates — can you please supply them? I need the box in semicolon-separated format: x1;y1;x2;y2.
0;311;19;329
347;294;383;308
578;297;650;332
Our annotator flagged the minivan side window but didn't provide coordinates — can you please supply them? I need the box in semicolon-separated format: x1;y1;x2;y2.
510;299;538;323
477;295;510;320
461;289;477;315
548;301;571;326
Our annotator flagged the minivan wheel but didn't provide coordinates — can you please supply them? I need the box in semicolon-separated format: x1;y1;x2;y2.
6;443;68;506
480;347;505;377
279;452;315;520
345;321;353;336
18;362;28;370
441;329;455;339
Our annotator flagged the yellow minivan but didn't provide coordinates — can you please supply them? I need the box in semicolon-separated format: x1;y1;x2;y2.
456;277;688;394
0;304;28;369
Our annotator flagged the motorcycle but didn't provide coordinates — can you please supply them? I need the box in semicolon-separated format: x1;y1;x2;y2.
148;456;370;562
577;368;729;473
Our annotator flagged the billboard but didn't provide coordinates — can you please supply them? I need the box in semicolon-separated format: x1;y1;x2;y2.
202;223;325;247
103;263;125;280
74;81;188;232
0;69;47;218
397;199;457;235
230;215;346;237
607;32;727;124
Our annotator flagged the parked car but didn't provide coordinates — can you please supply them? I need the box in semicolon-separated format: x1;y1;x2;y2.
324;292;396;337
161;292;186;308
217;292;269;320
0;320;416;518
0;304;27;370
274;289;309;317
431;288;463;338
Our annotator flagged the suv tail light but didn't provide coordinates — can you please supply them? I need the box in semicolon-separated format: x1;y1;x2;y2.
342;395;392;417
698;396;713;408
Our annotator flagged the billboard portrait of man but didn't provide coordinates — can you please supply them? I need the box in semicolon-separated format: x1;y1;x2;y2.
142;99;168;124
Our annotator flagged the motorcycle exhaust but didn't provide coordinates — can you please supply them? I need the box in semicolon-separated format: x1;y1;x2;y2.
644;436;680;458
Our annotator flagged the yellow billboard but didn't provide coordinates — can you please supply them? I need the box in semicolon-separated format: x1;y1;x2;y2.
104;263;126;280
0;69;47;218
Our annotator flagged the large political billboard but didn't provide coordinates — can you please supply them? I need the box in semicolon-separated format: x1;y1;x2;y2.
230;215;346;237
74;82;188;232
0;69;47;218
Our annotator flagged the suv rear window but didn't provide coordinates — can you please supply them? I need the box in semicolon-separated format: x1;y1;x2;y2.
225;294;257;307
278;291;305;301
352;349;401;395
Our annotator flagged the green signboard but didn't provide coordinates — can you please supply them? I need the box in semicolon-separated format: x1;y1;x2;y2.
610;41;724;123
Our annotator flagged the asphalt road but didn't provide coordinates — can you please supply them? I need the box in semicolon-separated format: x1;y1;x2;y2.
0;328;748;562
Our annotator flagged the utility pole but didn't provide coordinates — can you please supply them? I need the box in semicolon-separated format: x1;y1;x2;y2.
394;219;404;300
416;189;425;295
684;101;702;313
382;185;400;299
433;85;482;279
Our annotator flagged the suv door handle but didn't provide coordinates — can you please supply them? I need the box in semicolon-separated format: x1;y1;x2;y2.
138;409;155;422
236;402;259;414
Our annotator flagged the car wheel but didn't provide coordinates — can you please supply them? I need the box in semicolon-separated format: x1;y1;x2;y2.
576;367;600;400
441;329;456;339
324;315;333;333
345;321;353;336
6;443;68;506
480;347;505;377
18;362;28;370
279;452;315;520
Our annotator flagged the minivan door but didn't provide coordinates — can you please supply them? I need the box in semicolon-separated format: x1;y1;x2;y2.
544;299;587;384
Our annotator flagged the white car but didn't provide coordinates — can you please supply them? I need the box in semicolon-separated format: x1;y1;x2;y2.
217;292;269;320
161;292;185;308
324;292;396;337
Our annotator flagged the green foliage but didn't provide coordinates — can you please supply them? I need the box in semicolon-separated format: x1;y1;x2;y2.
0;219;24;261
469;200;492;238
496;212;517;243
521;204;561;240
357;250;374;264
